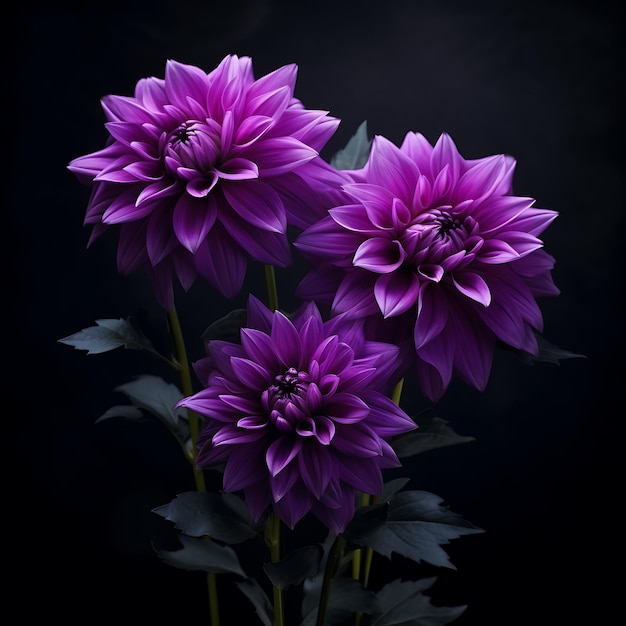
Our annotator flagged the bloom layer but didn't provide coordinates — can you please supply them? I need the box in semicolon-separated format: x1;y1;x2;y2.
178;295;416;533
296;132;560;401
68;55;348;309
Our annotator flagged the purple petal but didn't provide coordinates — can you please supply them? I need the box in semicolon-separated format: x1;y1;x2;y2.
222;179;286;233
415;283;449;349
230;356;271;390
216;157;259;181
332;271;380;317
374;271;421;318
332;425;382;458
297;444;332;498
353;237;406;273
146;208;179;264
172;193;217;253
324;393;370;424
452;271;492;306
270;311;302;367
246;137;317;176
194;225;247;298
295;217;361;259
267;436;303;478
164;59;210;111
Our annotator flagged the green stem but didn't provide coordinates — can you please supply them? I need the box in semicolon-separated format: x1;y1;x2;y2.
316;534;346;626
264;264;279;311
356;378;405;626
167;306;218;626
391;377;404;406
265;513;285;626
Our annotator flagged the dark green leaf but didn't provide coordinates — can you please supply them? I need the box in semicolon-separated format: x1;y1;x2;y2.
363;578;467;626
330;121;371;170
501;332;586;365
344;490;484;570
152;534;246;576
98;404;143;421
300;532;353;620
235;578;274;626
380;478;411;501
301;576;378;626
263;545;323;590
390;415;475;459
345;502;389;543
152;491;258;543
58;317;160;356
99;375;189;443
202;308;247;344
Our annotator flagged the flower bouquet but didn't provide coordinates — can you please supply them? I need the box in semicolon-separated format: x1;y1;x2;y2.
61;54;580;625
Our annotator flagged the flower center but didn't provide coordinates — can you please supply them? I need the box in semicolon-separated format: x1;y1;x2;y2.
434;210;461;239
165;120;222;173
264;367;313;433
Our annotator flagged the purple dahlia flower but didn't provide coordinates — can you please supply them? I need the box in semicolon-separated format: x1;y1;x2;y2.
177;295;416;534
68;55;348;310
295;132;560;401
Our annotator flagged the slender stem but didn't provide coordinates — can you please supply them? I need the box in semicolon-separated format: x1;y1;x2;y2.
167;308;207;491
351;490;371;581
391;377;404;406
357;378;405;626
351;543;362;581
265;513;285;626
316;534;346;626
264;264;279;311
167;306;218;625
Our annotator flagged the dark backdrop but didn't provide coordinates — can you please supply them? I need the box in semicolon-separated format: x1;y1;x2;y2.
8;0;624;623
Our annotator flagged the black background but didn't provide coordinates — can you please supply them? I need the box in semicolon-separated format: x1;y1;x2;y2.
8;0;624;623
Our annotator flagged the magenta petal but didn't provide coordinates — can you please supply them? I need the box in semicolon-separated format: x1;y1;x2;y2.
135;180;178;206
164;59;210;110
222;179;286;233
455;154;507;201
245;137;317;176
415;283;449;349
246;85;291;120
172;193;217;253
117;222;148;273
328;204;378;233
146;209;179;264
295;217;361;259
194;225;247;298
247;64;297;101
186;172;219;198
374;271;420;318
353;237;406;273
332;271;380;317
102;191;156;224
216;158;259;181
452;271;492;306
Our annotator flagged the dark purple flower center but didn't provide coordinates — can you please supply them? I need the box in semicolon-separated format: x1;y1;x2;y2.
399;206;479;267
264;367;314;433
165;120;222;172
434;210;461;239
